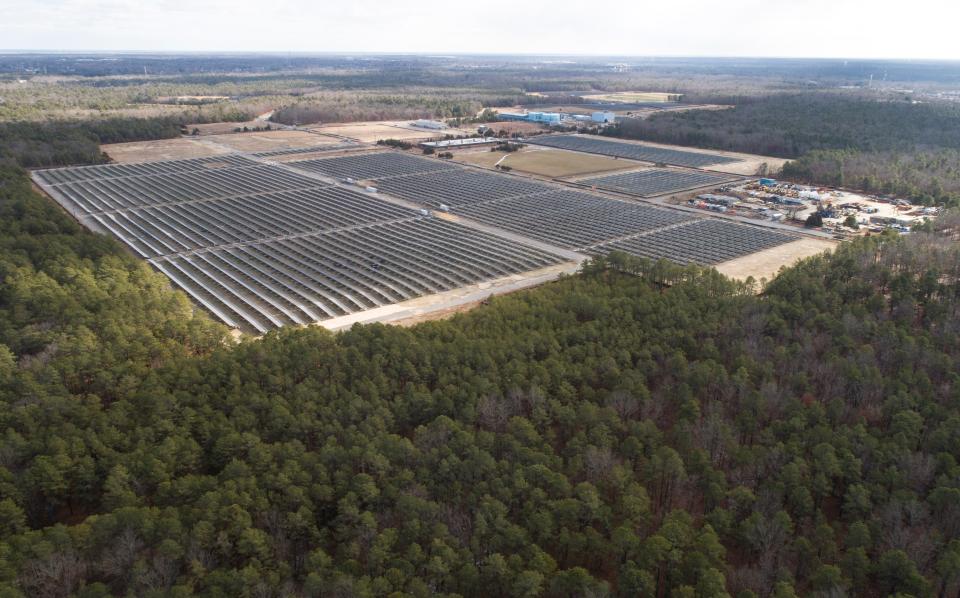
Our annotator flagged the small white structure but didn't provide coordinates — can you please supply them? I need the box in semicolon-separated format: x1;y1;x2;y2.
411;119;446;130
591;111;617;123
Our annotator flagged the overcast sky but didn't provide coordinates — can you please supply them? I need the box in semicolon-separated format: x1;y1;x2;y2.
2;0;958;59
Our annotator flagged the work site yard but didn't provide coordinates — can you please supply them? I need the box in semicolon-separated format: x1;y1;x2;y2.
454;147;634;178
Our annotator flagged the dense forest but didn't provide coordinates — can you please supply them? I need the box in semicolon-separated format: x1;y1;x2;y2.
609;93;960;205
0;118;185;167
2;159;960;597
782;148;960;206
613;94;960;158
269;93;485;126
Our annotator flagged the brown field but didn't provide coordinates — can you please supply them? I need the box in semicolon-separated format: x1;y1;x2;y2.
309;123;435;143
307;121;475;143
205;130;341;152
582;91;681;103
102;138;233;163
102;129;348;163
715;236;836;283
455;147;634;178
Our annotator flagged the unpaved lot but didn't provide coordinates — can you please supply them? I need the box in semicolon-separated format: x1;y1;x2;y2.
205;130;342;152
308;121;475;143
582;91;680;103
715;236;836;283
102;130;346;163
102;138;232;163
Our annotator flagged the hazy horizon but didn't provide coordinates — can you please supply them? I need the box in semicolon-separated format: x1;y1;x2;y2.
3;0;958;61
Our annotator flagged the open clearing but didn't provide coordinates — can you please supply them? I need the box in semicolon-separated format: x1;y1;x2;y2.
102;138;232;163
715;237;837;282
102;130;345;163
203;130;342;152
582;91;680;103
308;120;475;143
454;147;634;178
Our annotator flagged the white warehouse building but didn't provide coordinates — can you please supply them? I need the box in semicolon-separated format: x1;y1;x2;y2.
591;111;617;123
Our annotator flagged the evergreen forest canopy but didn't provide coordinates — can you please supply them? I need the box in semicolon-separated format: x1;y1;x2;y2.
2;160;960;597
611;94;960;206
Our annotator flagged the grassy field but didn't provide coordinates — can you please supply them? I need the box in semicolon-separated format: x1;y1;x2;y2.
102;138;231;162
582;91;681;103
455;148;633;178
101;130;343;162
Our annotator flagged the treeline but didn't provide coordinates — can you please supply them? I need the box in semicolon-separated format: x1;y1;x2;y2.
0;118;186;167
608;93;960;205
782;147;960;207
613;94;960;158
2;160;960;595
271;95;483;126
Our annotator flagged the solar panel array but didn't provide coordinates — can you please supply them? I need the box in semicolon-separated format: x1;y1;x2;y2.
528;134;741;168
589;219;797;265
290;151;459;180
34;155;566;333
87;186;414;258
34;154;258;185
456;190;696;249
40;163;326;213
35;149;800;332
374;169;556;208
579;168;739;197
152;219;561;334
280;150;795;262
250;143;359;158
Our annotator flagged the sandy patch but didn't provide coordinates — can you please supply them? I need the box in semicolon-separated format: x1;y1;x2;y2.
582;92;681;103
102;138;233;163
307;120;475;143
203;130;342;152
715;237;837;283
